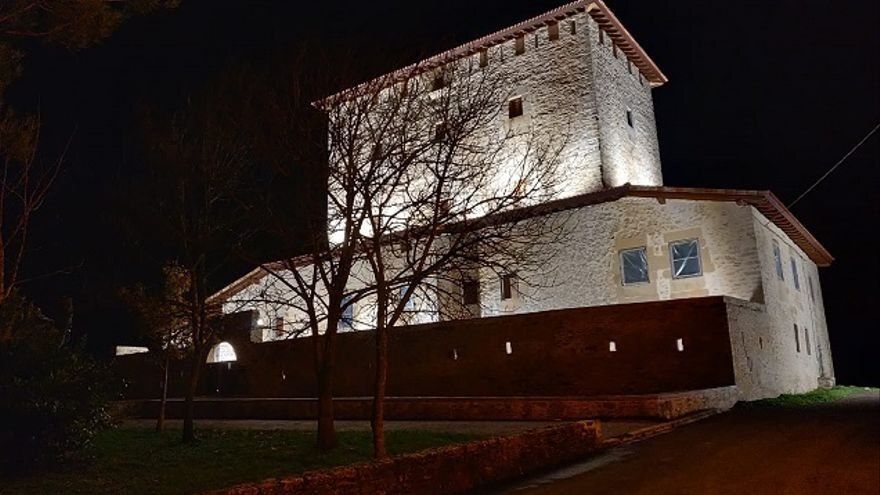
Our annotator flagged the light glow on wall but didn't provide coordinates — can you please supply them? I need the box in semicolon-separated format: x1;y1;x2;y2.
207;342;237;363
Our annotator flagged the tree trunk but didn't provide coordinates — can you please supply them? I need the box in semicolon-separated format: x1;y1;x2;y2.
371;320;389;458
182;349;203;443
157;354;170;432
315;364;338;450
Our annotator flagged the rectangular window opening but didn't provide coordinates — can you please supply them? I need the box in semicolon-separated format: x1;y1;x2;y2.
548;22;559;41
501;273;516;300
569;21;577;35
434;123;448;142
339;296;355;331
505;341;513;355
431;72;448;91
670;239;702;279
773;241;784;281
479;49;488;68
791;257;801;291
452;348;459;361
620;247;649;285
515;35;525;55
508;96;524;119
804;328;811;356
462;278;480;306
626;109;634;128
793;323;800;353
598;28;604;45
676;338;685;352
609;341;617;352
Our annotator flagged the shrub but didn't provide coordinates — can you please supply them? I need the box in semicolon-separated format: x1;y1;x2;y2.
0;293;114;473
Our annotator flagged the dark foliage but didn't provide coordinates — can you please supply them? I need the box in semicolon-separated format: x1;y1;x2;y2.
0;293;114;473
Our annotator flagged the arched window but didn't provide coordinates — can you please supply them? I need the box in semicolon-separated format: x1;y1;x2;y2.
206;342;237;363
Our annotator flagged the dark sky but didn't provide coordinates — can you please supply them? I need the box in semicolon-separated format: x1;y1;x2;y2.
8;0;879;385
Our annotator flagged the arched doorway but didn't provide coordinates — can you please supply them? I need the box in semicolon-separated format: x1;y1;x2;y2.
205;342;238;395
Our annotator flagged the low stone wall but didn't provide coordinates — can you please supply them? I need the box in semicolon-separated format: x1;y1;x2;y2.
203;420;603;495
122;386;737;422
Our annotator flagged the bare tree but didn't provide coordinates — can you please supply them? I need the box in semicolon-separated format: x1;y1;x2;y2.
119;263;191;432
0;0;178;310
334;58;570;458
229;54;573;456
137;93;252;443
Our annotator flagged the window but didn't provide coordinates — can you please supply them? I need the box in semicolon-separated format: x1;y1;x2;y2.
339;296;354;331
809;276;815;303
400;287;416;311
619;247;649;285
433;123;448;142
274;317;285;338
501;273;516;300
569;20;576;35
598;28;605;45
626;109;634;128
431;72;448;91
479;49;488;67
505;341;513;355
627;60;633;74
462;278;480;306
515;35;525;55
793;323;800;353
609;341;617;352
676;338;685;352
772;240;784;281
804;328;811;355
612;43;618;58
548;22;559;41
670;239;702;279
790;257;800;291
508;97;524;119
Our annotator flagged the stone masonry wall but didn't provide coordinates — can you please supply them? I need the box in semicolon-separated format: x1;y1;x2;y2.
742;210;833;397
587;15;663;188
480;197;763;317
203;421;602;495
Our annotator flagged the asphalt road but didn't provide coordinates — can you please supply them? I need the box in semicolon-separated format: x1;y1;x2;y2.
499;391;880;495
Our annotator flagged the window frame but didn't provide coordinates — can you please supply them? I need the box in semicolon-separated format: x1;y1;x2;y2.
790;256;801;291
669;238;703;280
619;246;650;286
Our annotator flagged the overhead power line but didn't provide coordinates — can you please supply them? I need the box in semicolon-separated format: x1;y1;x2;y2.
788;122;880;209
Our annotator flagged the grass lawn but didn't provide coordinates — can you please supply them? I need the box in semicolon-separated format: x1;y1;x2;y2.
1;427;480;495
744;385;879;408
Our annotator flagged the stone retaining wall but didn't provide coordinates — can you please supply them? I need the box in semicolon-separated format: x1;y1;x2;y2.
203;420;602;495
122;386;737;422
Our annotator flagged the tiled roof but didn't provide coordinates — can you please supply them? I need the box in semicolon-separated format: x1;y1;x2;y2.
315;0;666;107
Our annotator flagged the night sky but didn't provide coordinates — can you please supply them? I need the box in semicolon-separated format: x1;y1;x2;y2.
7;0;879;385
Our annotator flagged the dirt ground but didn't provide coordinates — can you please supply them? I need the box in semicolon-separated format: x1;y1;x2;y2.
498;391;880;495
